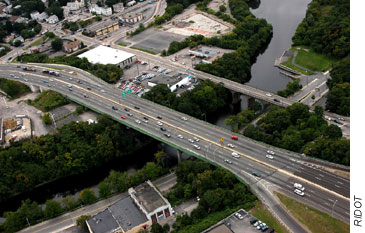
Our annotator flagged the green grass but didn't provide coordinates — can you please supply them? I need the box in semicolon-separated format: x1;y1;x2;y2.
118;42;127;47
281;56;314;76
40;65;64;70
276;192;349;233
250;201;289;233
294;47;336;72
29;38;44;47
0;78;31;99
29;90;69;112
130;46;157;55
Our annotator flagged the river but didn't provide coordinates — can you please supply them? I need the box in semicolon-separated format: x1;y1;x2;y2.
215;0;312;129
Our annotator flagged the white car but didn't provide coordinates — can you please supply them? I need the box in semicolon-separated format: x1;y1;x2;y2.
157;121;163;126
232;152;240;158
177;134;184;139
267;150;275;155
193;144;200;150
143;120;148;123
254;221;261;227
100;89;105;93
294;183;305;191
193;137;200;142
266;93;272;97
234;213;243;219
225;159;232;164
227;144;235;148
266;154;274;159
294;189;305;196
135;120;141;124
188;139;194;143
181;116;188;121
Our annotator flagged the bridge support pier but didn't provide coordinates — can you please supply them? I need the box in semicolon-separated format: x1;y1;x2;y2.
247;97;255;109
30;85;40;93
231;91;241;105
176;150;182;164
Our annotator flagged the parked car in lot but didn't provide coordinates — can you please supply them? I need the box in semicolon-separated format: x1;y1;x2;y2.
274;98;280;102
135;120;141;124
181;117;187;121
127;113;133;117
157;115;162;119
125;108;129;112
134;106;140;109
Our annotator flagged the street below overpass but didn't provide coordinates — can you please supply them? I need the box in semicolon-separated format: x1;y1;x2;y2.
0;64;350;232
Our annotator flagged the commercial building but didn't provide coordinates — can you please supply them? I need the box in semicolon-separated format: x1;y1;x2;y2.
129;180;173;224
86;20;119;36
86;181;172;233
120;12;143;24
78;45;136;68
89;4;112;16
86;196;149;233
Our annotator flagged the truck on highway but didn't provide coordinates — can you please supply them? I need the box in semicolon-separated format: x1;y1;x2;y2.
23;67;36;71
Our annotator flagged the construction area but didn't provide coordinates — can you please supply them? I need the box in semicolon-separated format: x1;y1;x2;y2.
2;115;32;146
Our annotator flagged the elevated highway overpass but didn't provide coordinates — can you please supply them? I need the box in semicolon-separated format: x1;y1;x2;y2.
0;64;350;232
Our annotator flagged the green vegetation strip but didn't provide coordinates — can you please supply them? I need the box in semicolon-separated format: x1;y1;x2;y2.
250;201;289;233
276;192;349;233
130;46;157;55
0;78;31;99
27;90;69;112
118;42;127;47
281;57;313;76
294;47;336;72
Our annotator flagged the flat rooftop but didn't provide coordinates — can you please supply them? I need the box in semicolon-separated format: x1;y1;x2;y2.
87;209;120;233
88;19;118;31
78;45;135;65
109;196;148;232
134;182;169;213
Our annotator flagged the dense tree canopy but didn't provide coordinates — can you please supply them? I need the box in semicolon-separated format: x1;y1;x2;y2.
0;115;139;203
243;103;349;165
142;80;230;119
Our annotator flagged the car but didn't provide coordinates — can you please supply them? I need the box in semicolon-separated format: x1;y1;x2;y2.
77;80;82;83
125;108;130;112
7;57;12;60
50;79;54;82
261;225;269;231
9;74;14;77
177;134;184;139
24;78;28;82
232;152;240;158
334;119;343;124
266;154;274;159
112;106;118;110
135;120;141;124
250;218;258;225
252;172;261;177
84;94;89;98
134;106;140;109
234;213;242;219
69;88;72;91
100;89;105;93
143;119;148;123
87;87;91;90
157;115;162;119
274;98;281;102
196;196;200;201
266;93;272;97
338;117;345;121
227;143;235;148
254;221;261;227
17;65;21;68
121;115;126;119
294;183;305;191
267;150;275;155
160;127;166;131
294;189;305;196
164;133;171;138
219;81;224;85
143;117;149;121
69;77;73;81
157;121;163;126
43;80;49;83
48;84;51;87
224;159;232;164
193;144;200;150
188;139;194;143
232;135;238;140
193;137;199;142
127;113;133;117
181;117;187;121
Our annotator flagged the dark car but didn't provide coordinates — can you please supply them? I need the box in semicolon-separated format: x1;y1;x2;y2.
160;127;166;131
219;81;224;85
143;117;149;121
274;98;281;103
87;87;91;90
250;218;258;225
252;172;261;177
127;113;133;117
112;106;118;110
157;116;162;119
134;106;140;110
125;108;129;112
164;133;171;138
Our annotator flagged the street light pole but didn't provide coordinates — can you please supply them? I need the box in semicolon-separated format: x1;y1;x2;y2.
201;113;207;122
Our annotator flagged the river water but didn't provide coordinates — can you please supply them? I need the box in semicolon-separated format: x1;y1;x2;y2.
215;0;312;129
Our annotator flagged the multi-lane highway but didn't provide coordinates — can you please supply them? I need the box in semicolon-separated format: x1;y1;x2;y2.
0;64;350;232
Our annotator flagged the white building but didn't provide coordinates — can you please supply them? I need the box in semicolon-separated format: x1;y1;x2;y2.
77;45;136;68
128;181;173;224
120;12;143;24
66;2;79;11
30;11;49;22
126;0;136;7
89;4;112;16
46;15;59;24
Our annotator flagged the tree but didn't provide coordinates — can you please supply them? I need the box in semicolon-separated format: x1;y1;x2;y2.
42;113;52;125
34;24;42;34
98;181;111;198
79;189;97;205
51;38;63;51
151;223;166;233
14;40;22;47
17;199;43;225
62;195;78;210
219;5;226;12
144;162;161;180
44;200;63;219
324;124;342;139
76;215;91;230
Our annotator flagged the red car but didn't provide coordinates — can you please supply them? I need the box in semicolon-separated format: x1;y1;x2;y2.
84;94;88;98
121;115;126;119
232;136;238;140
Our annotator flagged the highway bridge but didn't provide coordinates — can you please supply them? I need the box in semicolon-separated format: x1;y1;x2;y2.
0;64;350;232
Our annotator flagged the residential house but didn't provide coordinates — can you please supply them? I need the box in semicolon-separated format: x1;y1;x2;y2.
4;34;14;43
66;2;79;11
8;15;19;23
112;2;124;13
14;36;24;43
63;40;81;53
89;4;112;16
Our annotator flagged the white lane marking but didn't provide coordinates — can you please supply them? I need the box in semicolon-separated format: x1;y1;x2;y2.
308;190;314;193
337;181;343;184
319;173;324;177
305;193;311;197
345;211;349;215
335;184;340;188
325;202;331;206
328;198;334;202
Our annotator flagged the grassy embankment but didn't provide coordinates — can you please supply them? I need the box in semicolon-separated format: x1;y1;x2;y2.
276;192;349;233
0;78;31;99
26;90;69;111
